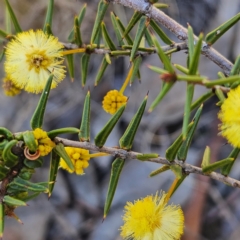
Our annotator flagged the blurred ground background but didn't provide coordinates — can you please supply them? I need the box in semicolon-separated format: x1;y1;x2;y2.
1;0;240;239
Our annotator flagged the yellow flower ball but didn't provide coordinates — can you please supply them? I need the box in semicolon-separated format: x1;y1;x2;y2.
60;147;90;175
102;90;127;114
2;77;21;96
4;29;66;93
120;192;184;240
218;85;240;147
33;128;55;156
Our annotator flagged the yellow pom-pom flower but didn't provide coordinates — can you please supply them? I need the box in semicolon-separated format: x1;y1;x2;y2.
102;90;127;114
120;192;184;240
33;128;55;156
218;85;240;147
60;147;90;175
4;29;66;93
2;77;21;96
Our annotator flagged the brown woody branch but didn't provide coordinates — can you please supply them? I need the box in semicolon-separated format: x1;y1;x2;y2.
110;0;233;76
55;137;240;188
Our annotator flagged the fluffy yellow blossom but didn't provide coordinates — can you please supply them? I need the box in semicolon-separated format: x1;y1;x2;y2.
33;128;55;156
4;29;66;93
60;147;90;175
120;192;184;240
218;85;240;147
2;77;21;96
102;90;127;114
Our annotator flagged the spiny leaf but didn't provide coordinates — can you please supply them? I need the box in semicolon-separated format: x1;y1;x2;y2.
201;146;211;168
202;158;234;173
43;0;54;33
48;150;60;198
178;104;203;160
79;91;91;142
149;165;170;177
68;3;86;43
110;12;124;46
90;0;109;44
81;53;90;87
94;57;109;86
101;21;117;51
150;19;173;45
95;103;126;148
221;148;240;176
130;16;149;62
4;0;22;33
206;12;240;45
104;158;124;219
122;11;142;39
119;95;147;150
54;143;74;171
30;74;53;129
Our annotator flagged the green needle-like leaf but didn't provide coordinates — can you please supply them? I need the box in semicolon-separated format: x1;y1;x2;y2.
74;16;82;47
0;203;4;239
166;121;194;161
3;196;27;207
103;158;124;219
90;0;109;44
130;55;142;84
66;54;74;81
68;3;86;43
136;153;159;161
150;19;173;45
115;15;133;45
30;74;53;129
94;57;109;86
0;29;8;39
130;16;149;62
47;127;80;139
95;103;126;148
230;55;240;76
79;91;91;142
202;158;234;173
54;143;74;171
23;131;38;152
48;150;60;198
149;165;170;177
178;105;203;160
122;11;142;39
4;0;22;33
119;95;147;150
43;0;54;33
190;90;214;111
152;34;175;73
81;53;90;87
204;75;240;87
182;83;194;140
102;22;117;51
189;32;203;75
110;12;124;46
145;29;154;47
148;81;175;112
187;24;194;62
205;12;240;45
221;148;240;176
201;146;211;168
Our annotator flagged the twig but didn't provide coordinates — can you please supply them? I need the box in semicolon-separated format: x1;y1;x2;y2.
61;42;188;56
55;137;240;188
110;0;233;76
